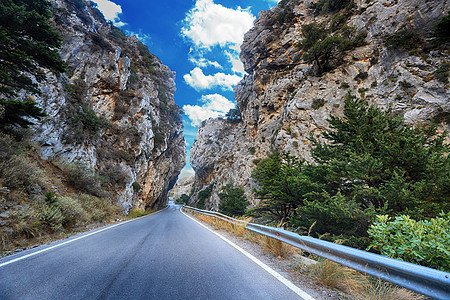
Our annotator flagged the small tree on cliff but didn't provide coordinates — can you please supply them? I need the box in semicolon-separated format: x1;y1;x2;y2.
0;0;66;129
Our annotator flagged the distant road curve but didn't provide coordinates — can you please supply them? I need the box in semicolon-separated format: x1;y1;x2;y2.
0;204;313;299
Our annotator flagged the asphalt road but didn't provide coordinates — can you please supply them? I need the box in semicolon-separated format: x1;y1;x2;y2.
0;204;306;299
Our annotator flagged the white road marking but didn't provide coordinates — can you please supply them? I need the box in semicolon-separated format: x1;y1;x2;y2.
181;209;315;300
0;208;166;269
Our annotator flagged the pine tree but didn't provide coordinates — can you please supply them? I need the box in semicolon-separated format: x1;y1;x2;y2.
0;0;66;128
218;183;249;217
311;92;449;216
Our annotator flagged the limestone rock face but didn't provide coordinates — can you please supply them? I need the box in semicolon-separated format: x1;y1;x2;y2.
31;0;185;211
189;0;449;210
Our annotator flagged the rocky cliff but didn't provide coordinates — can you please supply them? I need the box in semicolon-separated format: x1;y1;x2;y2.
32;0;185;210
189;0;449;210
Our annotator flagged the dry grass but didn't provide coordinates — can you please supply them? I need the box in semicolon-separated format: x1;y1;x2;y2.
192;211;296;259
188;209;426;300
303;257;425;300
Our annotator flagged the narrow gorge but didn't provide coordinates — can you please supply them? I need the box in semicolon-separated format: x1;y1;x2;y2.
189;0;449;210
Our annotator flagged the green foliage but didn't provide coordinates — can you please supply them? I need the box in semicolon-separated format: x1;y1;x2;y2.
132;181;141;192
386;29;422;50
108;26;127;42
368;214;450;271
218;184;249;217
57;161;104;197
176;194;190;203
67;0;86;9
249;147;256;155
0;100;46;128
433;12;450;46
311;98;325;110
0;133;44;190
251;152;319;224
299;22;367;74
154;133;165;147
73;104;111;135
434;63;449;84
253;93;449;251
225;107;242;123
38;204;64;232
310;0;353;15
0;0;66;129
58;196;90;227
293;191;376;237
312;92;449;216
197;183;213;209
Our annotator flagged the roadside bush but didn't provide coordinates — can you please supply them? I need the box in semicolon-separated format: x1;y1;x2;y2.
218;184;249;217
368;214;450;271
197;184;213;209
77;193;118;222
38;204;64;232
0;134;43;190
0;155;43;190
58;196;89;228
57;161;103;196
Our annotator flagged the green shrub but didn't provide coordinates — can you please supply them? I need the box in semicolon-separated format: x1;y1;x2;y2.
57;161;103;196
368;214;450;271
311;98;325;110
197;184;213;209
0;155;43;190
433;12;450;46
434;63;449;84
154;133;165;147
310;0;353;15
58;196;89;227
386;29;422;50
74;104;111;134
38;204;64;232
132;182;141;192
249;147;256;155
77;193;118;222
108;26;127;42
218;184;249;217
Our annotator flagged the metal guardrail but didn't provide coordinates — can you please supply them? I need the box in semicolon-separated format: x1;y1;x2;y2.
182;205;450;299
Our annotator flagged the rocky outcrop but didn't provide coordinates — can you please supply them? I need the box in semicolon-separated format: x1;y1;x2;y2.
31;0;185;211
189;0;449;210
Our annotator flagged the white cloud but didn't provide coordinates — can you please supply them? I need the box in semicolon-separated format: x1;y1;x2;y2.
181;0;255;49
183;67;242;91
91;0;126;27
125;29;152;44
188;56;222;69
225;51;245;75
183;94;235;126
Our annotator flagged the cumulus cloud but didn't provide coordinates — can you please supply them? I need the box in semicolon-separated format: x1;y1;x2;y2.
225;51;245;75
91;0;126;27
181;0;255;49
183;67;242;91
183;94;235;126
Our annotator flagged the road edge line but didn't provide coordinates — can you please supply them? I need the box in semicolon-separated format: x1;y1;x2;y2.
181;208;315;300
0;206;168;268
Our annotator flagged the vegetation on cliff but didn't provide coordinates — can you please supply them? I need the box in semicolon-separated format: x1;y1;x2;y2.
250;93;449;269
0;0;66;129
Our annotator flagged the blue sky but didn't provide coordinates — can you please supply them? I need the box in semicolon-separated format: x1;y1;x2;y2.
91;0;279;178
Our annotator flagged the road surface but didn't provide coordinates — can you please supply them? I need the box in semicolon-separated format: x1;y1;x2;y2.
0;204;308;299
